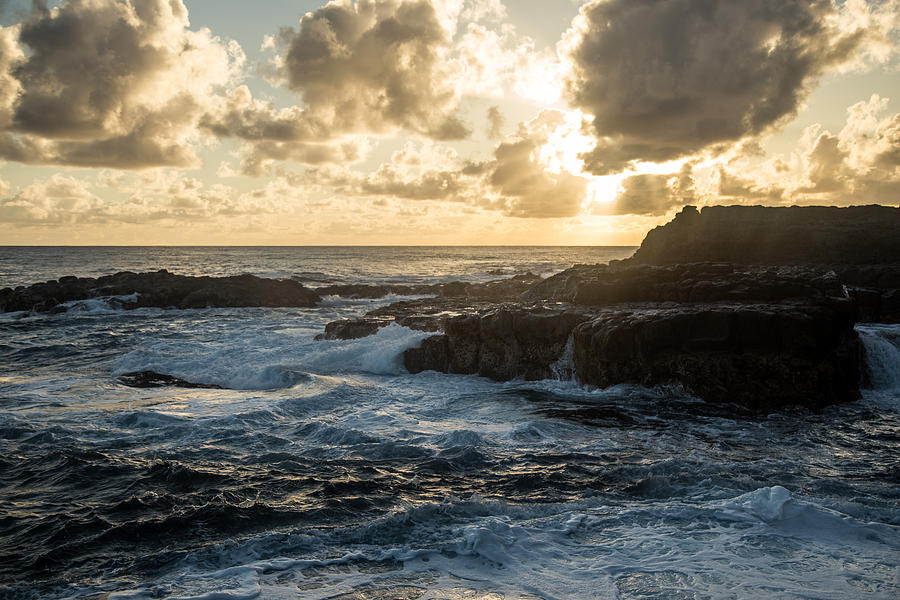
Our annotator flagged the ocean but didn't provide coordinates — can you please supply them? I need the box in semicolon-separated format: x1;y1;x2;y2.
1;247;898;599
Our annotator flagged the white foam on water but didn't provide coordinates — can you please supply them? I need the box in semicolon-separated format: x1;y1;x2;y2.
316;293;435;308
111;324;431;390
60;293;140;314
859;324;900;392
549;333;575;382
0;293;142;320
299;324;433;376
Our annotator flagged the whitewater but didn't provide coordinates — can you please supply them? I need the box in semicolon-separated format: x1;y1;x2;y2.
1;247;898;599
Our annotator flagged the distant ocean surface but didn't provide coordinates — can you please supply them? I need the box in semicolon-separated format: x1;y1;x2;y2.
1;246;899;599
0;246;637;289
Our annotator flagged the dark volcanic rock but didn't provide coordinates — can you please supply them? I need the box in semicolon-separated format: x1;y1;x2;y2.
0;270;322;313
315;273;543;302
317;299;498;340
118;371;223;389
403;298;862;411
323;204;899;410
404;307;589;381
318;317;396;340
631;205;900;266
394;261;866;410
571;299;861;411
621;205;900;322
520;262;842;305
835;265;900;323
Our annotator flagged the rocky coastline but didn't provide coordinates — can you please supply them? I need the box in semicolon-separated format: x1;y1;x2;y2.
0;269;323;312
347;263;862;411
3;205;897;410
324;205;900;411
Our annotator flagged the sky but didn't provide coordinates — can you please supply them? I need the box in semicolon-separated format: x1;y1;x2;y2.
0;0;897;245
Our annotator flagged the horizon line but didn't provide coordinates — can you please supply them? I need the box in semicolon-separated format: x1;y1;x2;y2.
0;244;640;248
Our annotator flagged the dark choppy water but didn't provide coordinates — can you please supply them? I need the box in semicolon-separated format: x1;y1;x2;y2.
1;247;898;599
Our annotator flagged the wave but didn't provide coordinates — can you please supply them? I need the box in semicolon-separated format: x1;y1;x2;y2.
111;324;431;390
316;293;436;307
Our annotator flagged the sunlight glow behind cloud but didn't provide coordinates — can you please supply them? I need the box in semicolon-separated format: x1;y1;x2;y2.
0;0;896;244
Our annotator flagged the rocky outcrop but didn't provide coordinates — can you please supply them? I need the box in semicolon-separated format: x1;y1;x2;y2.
315;272;542;301
0;270;322;313
631;205;900;266
835;265;900;323
310;261;865;411
404;307;589;381
625;205;900;323
570;299;860;411
314;205;895;410
520;262;842;305
401;297;861;411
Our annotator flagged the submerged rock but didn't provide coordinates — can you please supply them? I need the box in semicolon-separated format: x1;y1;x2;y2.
0;270;322;313
117;371;223;389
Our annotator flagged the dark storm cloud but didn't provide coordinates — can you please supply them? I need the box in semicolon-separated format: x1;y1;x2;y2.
567;0;865;174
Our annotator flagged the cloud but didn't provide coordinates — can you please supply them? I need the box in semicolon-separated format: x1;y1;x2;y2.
795;95;900;203
0;173;102;224
486;105;503;139
598;164;696;216
0;0;242;169
486;110;588;217
199;86;331;142
565;0;869;174
299;111;592;218
0;168;294;226
715;166;785;204
303;140;473;200
239;138;369;177
202;0;508;174
0;25;23;128
705;94;900;206
404;111;591;217
277;0;469;140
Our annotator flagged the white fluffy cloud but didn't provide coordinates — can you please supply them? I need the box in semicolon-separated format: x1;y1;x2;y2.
303;110;592;217
0;0;242;169
278;0;468;139
700;94;900;206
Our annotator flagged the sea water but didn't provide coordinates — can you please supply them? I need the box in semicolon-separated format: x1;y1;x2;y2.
0;247;898;599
